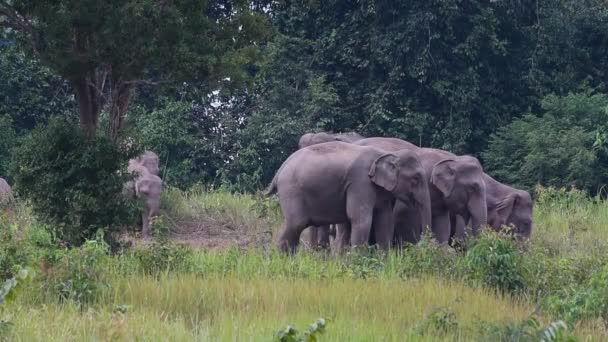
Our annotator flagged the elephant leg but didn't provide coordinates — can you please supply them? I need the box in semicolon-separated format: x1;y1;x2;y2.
333;223;351;255
373;205;394;250
142;205;151;238
276;222;308;254
449;214;467;246
349;210;373;248
317;225;330;249
431;211;451;244
308;226;319;249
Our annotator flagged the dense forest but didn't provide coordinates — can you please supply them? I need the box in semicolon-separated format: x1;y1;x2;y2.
2;0;608;194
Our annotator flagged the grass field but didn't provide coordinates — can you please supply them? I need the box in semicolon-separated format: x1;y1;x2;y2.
1;186;607;341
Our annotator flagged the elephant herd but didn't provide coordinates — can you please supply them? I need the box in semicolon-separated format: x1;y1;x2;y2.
267;132;533;253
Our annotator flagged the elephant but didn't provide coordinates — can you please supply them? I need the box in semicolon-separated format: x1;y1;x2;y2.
129;150;160;176
0;177;13;207
353;137;487;245
296;131;365;250
451;173;532;243
125;151;163;238
266;141;432;253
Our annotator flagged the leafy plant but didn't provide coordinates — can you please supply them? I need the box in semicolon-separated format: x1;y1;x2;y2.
42;236;110;303
133;241;194;275
464;230;527;294
274;318;327;342
10;118;140;246
416;305;459;337
478;315;577;342
340;246;385;280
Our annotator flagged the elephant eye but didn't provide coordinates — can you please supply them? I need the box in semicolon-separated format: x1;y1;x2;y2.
468;183;480;193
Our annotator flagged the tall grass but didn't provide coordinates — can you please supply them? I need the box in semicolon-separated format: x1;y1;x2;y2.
1;185;608;340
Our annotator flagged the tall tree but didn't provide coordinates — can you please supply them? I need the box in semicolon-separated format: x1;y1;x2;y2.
0;0;272;139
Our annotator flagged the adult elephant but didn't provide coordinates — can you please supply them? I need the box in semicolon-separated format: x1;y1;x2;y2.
297;131;365;250
125;151;163;238
266;141;431;253
354;137;487;245
452;174;532;243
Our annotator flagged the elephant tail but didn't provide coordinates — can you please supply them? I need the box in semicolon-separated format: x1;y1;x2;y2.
263;173;279;196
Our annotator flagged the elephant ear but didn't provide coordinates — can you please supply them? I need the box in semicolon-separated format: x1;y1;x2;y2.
431;159;456;197
496;193;518;218
369;154;399;192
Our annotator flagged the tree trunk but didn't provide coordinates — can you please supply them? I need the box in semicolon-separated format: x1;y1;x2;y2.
73;75;100;139
108;80;134;141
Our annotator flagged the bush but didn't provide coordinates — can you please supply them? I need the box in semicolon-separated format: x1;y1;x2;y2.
0;115;16;177
0;220;33;280
478;316;577;342
42;237;110;303
132;241;194;275
10;118;139;246
274;318;327;342
464;231;527;294
398;231;457;279
544;262;608;324
415;305;459;337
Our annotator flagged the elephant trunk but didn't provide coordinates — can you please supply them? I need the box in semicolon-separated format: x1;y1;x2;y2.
415;186;432;240
468;193;488;236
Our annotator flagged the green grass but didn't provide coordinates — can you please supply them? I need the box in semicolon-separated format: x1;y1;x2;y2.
0;185;607;340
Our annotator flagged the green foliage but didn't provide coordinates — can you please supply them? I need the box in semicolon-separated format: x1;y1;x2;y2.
9;118;139;245
0;116;16;177
416;305;459;337
1;0;272;136
478;316;577;342
544;262;608;324
0;221;33;280
132;241;194;275
398;231;456;279
464;231;527;294
340;247;385;280
483;92;608;193
274;318;327;342
0;267;31;305
130;98;245;189
0;43;74;133
42;238;110;304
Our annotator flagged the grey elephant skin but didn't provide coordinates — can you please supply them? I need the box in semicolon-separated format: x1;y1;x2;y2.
354;137;487;245
452;173;532;242
266;141;430;253
126;151;162;238
297;132;365;249
0;177;13;206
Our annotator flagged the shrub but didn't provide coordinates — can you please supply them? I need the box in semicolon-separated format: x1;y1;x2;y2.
478;316;577;342
0;220;33;280
10;118;139;246
274;318;327;342
415;305;459;337
132;241;194;275
398;231;457;279
544;262;608;324
42;237;110;303
464;231;527;294
340;246;385;279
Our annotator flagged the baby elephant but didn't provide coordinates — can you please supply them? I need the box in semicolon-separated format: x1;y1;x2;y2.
266;141;431;253
126;151;162;238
